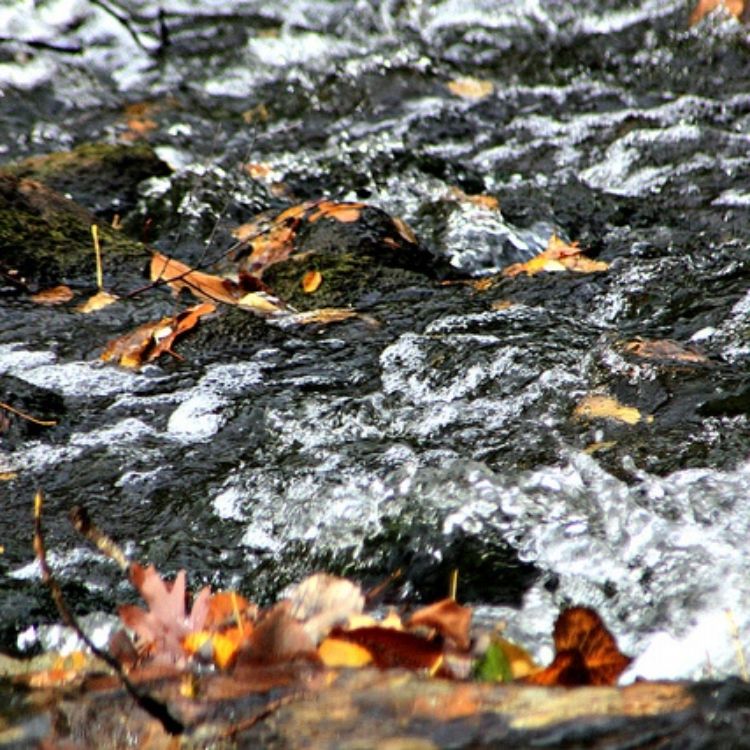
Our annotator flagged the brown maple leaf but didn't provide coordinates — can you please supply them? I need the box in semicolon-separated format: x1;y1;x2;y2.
523;606;632;687
117;563;211;664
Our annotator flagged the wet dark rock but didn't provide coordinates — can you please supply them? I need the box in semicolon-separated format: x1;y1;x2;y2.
6;142;171;227
0;375;65;446
0;173;148;288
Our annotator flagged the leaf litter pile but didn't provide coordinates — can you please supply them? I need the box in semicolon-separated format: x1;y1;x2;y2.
19;492;641;745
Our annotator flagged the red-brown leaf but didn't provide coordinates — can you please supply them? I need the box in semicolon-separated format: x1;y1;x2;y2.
407;598;472;650
523;607;632;687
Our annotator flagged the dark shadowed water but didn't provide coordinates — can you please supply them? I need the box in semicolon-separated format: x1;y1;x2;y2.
1;0;750;680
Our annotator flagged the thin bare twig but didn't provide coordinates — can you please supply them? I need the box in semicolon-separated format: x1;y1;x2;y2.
0;401;57;427
33;491;185;736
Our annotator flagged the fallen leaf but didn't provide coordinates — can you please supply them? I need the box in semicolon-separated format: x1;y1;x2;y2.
117;563;211;664
286;573;365;645
448;187;500;211
281;308;363;326
689;0;746;26
237;291;286;315
407;598;472;650
331;626;445;673
31;285;73;305
574;394;651;426
318;637;373;668
474;640;513;683
101;302;215;368
447;76;494;100
623;339;709;364
524;607;632;687
308;201;365;223
239;601;317;664
393;216;418;244
77;289;119;313
502;235;608;277
302;270;322;293
151;252;242;305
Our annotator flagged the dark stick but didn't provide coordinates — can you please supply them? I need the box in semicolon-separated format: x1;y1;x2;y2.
34;491;185;736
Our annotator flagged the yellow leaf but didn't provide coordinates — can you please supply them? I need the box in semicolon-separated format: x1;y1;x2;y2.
77;290;119;313
212;631;243;669
574;394;652;425
237;291;285;314
503;234;608;278
447;76;494;100
318;637;373;668
302;270;323;293
285;307;360;325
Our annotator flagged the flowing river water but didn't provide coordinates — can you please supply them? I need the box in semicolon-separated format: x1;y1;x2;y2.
1;0;750;682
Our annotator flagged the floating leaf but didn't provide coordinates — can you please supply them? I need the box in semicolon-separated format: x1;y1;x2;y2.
447;76;494;100
31;285;73;305
77;289;119;313
623;339;709;364
524;607;632;687
502;234;608;277
574;393;651;426
302;270;322;293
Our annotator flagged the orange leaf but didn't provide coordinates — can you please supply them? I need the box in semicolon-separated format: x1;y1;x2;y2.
150;252;242;305
318;637;374;667
308;201;365;223
31;285;73;305
301;270;322;293
407;598;472;650
101;302;215;368
523;607;632;687
502;234;608;277
205;591;256;629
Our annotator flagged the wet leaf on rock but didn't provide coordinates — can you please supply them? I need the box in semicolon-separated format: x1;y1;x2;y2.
623;339;709;365
447;76;494;100
574;393;652;425
101;301;216;368
523;607;632;687
301;270;322;293
30;285;74;305
503;235;608;277
77;289;119;313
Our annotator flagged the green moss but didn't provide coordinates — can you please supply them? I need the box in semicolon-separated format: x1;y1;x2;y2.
263;251;380;310
0;173;147;287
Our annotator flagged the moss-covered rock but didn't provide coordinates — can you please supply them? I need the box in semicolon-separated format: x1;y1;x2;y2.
6;142;170;224
0;174;148;288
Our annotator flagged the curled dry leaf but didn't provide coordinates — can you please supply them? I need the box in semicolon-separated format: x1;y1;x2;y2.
31;285;74;305
280;307;365;326
523;607;632;687
447;76;494;100
302;270;323;293
689;0;746;26
286;573;365;645
623;339;709;365
77;289;119;313
151;252;242;305
574;393;651;426
101;301;216;368
503;234;608;277
407;598;472;650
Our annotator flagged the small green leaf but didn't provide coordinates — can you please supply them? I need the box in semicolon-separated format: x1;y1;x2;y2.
474;640;513;683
